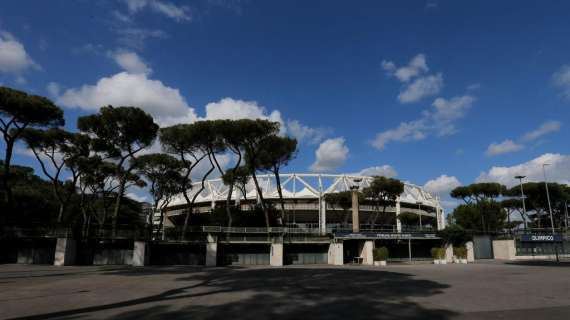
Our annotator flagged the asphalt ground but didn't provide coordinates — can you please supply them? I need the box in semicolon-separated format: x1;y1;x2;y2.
1;260;569;320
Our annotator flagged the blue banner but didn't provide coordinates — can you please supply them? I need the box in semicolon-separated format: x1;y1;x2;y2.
520;234;563;242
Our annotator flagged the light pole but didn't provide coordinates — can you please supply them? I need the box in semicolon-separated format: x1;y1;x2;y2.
350;178;362;233
514;175;528;230
542;164;555;234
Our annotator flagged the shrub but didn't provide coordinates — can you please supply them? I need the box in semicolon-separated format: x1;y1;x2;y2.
431;247;445;260
453;247;467;259
373;247;389;261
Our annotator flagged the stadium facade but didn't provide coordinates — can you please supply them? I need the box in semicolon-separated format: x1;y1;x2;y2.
154;173;446;266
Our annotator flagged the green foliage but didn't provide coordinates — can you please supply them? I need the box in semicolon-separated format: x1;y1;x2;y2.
431;247;445;259
453;247;467;259
437;224;468;246
325;191;363;211
448;200;507;232
507;182;570;228
373;247;389;261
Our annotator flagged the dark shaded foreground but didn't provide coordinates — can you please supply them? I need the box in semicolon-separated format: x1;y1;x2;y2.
2;265;453;320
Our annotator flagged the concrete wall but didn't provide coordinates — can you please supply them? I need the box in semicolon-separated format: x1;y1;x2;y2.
328;242;343;265
132;241;148;266
270;241;283;267
54;238;77;266
358;240;374;265
466;241;475;263
492;239;516;260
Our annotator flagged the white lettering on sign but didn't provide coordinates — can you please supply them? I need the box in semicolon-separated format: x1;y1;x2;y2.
531;235;554;241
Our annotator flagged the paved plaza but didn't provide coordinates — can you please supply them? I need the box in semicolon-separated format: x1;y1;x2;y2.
1;261;570;319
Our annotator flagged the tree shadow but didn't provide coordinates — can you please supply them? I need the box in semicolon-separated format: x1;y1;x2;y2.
505;260;570;267
8;266;457;320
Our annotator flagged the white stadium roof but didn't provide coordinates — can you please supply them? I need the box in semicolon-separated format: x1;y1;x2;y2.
166;173;441;209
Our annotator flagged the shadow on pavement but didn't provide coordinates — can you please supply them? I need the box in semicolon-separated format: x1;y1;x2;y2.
505;260;570;267
8;266;457;320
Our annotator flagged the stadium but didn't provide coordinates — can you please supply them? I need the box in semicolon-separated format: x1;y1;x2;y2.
156;173;446;266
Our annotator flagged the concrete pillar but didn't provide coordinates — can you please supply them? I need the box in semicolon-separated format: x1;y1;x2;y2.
396;198;402;232
319;196;327;235
54;238;77;266
270;237;283;267
492;239;516;260
132;241;148;266
359;240;374;265
205;233;217;267
328;241;344;265
445;243;454;263
466;241;475;262
351;190;360;232
436;206;445;230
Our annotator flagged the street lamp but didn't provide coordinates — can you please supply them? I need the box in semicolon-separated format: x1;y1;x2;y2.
542;164;555;234
514;175;528;230
350;178;362;233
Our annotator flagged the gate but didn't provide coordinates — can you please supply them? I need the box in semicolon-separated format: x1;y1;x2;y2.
473;235;493;259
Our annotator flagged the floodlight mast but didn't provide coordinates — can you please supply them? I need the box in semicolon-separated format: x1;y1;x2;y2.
514;175;528;230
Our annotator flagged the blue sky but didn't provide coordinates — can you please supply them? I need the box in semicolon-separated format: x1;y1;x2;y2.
1;0;570;209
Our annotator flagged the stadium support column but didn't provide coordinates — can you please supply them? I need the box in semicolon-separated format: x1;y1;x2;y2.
205;233;217;267
132;241;149;266
351;190;360;232
396;198;402;232
270;236;283;266
328;240;344;265
54;238;77;266
319;195;327;235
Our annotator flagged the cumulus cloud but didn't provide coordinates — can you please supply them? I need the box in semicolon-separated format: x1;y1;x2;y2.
477;153;570;187
203;97;284;130
423;175;461;196
109;50;152;75
382;54;428;83
357;165;397;178
486;140;524;156
398;73;443;104
521;120;561;142
57;72;197;126
553;64;570;99
0;31;40;74
382;54;443;103
485;120;561;157
372;95;475;150
123;0;191;22
310;137;349;172
286;119;330;145
46;82;60;97
372;120;426;150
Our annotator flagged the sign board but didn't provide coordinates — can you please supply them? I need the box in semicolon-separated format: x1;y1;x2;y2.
334;231;439;240
520;234;563;242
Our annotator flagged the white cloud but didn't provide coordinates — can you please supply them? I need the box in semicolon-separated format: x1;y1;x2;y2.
0;31;39;74
203;97;284;130
46;82;60;97
486;139;524;156
423;175;461;196
521;120;561;142
58;72;197;126
286;119;330;145
382;54;443;104
553;64;570;99
382;54;428;83
398;73;443;104
116;28;166;49
109;50;152;75
357;165;397;178
123;0;191;22
430;95;475;135
477;153;570;187
372;120;426;150
310;137;349;172
372;94;474;150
